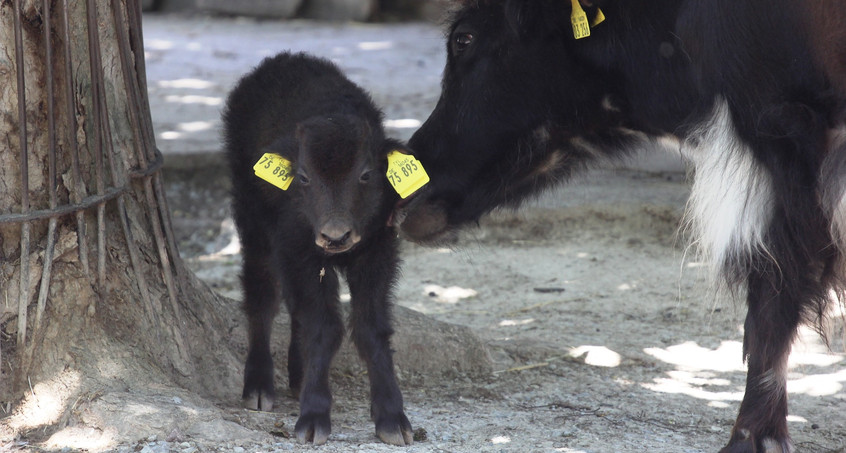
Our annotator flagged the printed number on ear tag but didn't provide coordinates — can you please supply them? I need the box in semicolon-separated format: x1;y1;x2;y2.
386;151;430;199
570;0;603;39
253;153;294;190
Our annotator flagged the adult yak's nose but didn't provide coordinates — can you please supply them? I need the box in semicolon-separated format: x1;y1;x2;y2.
316;219;360;253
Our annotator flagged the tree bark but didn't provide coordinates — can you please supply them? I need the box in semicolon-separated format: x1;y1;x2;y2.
0;0;243;419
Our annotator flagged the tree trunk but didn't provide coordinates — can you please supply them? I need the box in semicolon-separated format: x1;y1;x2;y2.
0;0;245;433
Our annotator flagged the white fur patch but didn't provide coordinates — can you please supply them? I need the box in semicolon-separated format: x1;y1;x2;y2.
756;359;787;397
823;127;846;249
761;437;793;453
682;98;775;279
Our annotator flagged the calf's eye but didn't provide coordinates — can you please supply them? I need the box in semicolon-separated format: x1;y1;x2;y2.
453;32;473;53
297;172;310;186
359;170;373;183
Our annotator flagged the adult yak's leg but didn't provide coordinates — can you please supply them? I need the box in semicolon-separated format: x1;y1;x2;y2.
722;262;801;453
721;210;836;453
685;98;837;452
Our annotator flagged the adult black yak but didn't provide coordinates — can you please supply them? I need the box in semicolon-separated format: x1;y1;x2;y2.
398;1;846;451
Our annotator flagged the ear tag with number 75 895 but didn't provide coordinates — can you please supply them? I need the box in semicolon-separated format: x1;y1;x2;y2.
386;151;429;199
253;153;294;190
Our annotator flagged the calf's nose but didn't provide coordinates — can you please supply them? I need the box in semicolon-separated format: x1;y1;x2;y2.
315;220;359;252
321;229;351;244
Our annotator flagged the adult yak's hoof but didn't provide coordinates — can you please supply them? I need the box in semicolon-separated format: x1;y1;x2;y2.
295;412;332;445
375;411;414;446
719;429;793;453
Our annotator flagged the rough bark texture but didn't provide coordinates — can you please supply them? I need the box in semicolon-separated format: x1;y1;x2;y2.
0;0;242;400
0;0;257;444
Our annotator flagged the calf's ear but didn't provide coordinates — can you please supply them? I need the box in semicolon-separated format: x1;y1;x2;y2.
261;136;297;161
382;139;412;157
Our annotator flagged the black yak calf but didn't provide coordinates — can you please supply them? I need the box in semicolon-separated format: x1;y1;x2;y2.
223;52;419;446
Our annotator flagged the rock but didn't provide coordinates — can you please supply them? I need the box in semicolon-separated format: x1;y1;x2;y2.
184;419;268;444
330;304;493;378
300;0;377;22
226;301;493;380
196;0;303;19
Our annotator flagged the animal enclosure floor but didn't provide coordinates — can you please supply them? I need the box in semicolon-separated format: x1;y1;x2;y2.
169;167;846;453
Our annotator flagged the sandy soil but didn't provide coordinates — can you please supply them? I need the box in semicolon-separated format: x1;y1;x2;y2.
13;13;839;453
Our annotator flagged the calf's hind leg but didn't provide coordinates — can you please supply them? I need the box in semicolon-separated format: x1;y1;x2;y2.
347;247;413;446
286;316;304;398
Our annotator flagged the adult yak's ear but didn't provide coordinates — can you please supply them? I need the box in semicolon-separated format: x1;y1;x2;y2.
579;0;612;7
504;0;567;38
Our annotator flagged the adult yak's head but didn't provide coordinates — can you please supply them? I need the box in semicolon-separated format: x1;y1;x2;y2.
398;0;684;242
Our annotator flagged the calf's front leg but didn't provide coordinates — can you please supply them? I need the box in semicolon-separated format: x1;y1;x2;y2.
347;247;413;446
289;266;344;446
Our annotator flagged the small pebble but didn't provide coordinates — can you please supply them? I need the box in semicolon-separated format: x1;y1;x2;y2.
413;427;428;442
811;423;820;430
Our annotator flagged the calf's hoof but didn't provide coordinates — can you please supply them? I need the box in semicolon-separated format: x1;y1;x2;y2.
295;412;332;445
719;429;793;453
242;389;275;412
243;351;276;411
375;412;414;446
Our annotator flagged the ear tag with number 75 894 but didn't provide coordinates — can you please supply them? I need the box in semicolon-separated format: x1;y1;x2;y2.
386;151;429;199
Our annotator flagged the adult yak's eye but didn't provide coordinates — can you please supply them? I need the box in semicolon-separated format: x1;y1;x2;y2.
452;32;474;54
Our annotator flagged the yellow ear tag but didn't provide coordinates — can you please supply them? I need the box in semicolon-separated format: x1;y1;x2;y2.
591;7;605;27
386;151;430;199
570;0;591;39
253;153;294;190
